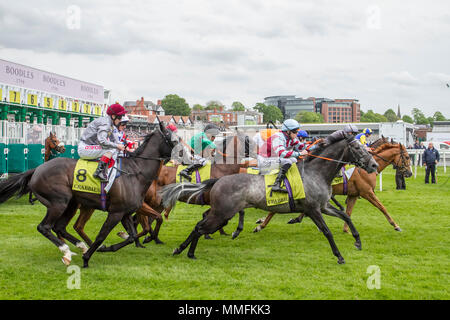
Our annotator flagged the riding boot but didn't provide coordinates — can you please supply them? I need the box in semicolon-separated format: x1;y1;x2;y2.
93;160;109;183
270;163;291;194
179;163;203;182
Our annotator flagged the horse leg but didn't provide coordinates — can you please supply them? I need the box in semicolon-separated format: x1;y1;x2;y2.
82;212;126;268
307;209;345;264
253;212;274;232
52;199;89;254
97;213;139;252
37;204;78;266
232;210;245;239
363;191;402;231
174;209;211;255
343;196;358;233
330;196;345;211
288;213;305;224
187;212;229;259
140;203;165;244
322;204;362;250
73;207;95;246
28;191;37;205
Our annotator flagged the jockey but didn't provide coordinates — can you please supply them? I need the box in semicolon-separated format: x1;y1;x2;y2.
179;123;219;181
297;130;309;149
258;119;308;193
113;115;136;155
355;128;373;146
323;124;359;146
78;103;128;182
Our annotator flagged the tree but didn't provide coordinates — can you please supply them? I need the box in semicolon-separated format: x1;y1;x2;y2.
411;108;428;125
254;103;283;123
160;94;191;116
231;101;245;111
192;104;204;111
384;109;399;122
402;115;414;123
205;100;224;110
360;110;387;122
295;111;324;123
433;111;446;121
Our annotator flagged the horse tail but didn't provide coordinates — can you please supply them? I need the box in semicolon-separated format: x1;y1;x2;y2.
160;178;219;209
0;169;36;204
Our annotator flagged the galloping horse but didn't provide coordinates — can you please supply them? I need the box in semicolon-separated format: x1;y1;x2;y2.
0;123;177;267
254;138;412;233
29;132;66;205
69;131;255;250
161;135;378;264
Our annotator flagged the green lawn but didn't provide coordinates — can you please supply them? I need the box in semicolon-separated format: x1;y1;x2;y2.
0;167;449;300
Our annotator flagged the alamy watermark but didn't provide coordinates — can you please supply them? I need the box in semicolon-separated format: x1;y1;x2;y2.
366;265;381;289
67;265;81;290
66;5;81;30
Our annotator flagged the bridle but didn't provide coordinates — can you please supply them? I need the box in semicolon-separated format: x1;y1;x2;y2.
370;145;410;173
129;127;175;162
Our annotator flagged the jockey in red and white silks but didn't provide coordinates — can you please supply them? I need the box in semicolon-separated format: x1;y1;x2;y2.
257;119;307;193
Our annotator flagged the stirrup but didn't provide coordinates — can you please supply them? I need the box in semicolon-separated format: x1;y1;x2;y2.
179;171;192;182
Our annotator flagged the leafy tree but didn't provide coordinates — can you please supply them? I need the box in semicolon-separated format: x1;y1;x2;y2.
384;108;399;122
433;111;446;121
427;117;435;127
160;94;191;116
402;115;414;123
360;110;387;122
205;100;224;110
254;103;283;123
295;111;324;123
231;101;245;111
412;108;428;125
192;104;204;111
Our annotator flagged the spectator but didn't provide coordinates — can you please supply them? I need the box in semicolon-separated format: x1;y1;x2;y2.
423;142;440;184
394;166;406;190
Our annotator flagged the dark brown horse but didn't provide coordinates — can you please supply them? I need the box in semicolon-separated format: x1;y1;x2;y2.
29;132;66;205
0;123;177;267
254;139;412;233
68;132;255;250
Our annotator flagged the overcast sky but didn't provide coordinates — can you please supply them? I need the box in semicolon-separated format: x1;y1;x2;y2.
1;0;449;117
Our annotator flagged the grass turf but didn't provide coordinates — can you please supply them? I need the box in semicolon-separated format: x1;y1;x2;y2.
0;167;448;300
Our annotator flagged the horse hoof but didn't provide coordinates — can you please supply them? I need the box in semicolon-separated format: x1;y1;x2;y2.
136;243;146;249
142;237;152;244
253;226;261;233
395;227;402;232
231;232;239;240
188;254;197;260
355;241;362;250
117;231;129;240
204;234;213;240
61;257;71;266
287;219;297;224
172;248;181;255
338;258;346;264
255;218;264;224
220;232;230;236
155;239;165;245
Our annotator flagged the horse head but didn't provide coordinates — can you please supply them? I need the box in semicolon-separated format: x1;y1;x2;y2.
345;133;378;173
47;132;66;155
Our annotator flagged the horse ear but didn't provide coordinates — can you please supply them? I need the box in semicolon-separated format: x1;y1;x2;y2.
159;121;167;133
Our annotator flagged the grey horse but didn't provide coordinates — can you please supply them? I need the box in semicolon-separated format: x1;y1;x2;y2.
161;134;378;264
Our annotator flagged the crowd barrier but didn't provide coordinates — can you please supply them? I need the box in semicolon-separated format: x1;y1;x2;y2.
0;120;84;177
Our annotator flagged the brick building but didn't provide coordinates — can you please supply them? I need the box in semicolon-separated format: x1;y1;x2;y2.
123;97;165;121
264;95;360;123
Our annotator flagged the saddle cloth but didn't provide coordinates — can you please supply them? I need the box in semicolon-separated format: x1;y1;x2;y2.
171;161;212;183
247;165;305;207
72;156;119;194
331;165;356;186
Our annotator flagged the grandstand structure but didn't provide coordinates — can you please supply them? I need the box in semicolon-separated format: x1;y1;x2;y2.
0;59;107;177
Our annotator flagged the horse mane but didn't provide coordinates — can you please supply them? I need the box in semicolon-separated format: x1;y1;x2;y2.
128;131;156;157
372;142;398;154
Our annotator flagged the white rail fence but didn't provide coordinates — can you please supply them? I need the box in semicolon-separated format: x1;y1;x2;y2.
378;149;449;191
